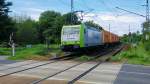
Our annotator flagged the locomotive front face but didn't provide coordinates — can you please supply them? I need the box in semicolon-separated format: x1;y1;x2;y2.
61;26;80;42
61;25;82;51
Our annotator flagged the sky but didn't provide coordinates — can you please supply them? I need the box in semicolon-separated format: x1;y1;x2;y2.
8;0;147;36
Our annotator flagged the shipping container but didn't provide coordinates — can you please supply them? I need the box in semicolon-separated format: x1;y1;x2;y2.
102;30;119;44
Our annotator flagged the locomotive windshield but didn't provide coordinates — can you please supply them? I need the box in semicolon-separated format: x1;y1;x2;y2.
62;26;80;41
63;27;80;35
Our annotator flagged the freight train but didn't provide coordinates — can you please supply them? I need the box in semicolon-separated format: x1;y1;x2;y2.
61;24;120;51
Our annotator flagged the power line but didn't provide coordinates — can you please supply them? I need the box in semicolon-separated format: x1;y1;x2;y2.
116;0;150;40
116;7;146;17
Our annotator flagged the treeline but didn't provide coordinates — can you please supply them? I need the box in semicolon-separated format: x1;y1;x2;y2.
0;0;103;45
13;11;81;45
0;0;82;45
121;21;150;52
121;31;142;44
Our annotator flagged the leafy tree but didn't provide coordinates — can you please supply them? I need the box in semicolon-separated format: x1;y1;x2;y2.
62;12;81;25
13;14;31;23
39;11;62;43
84;20;103;30
0;0;15;42
15;19;39;44
142;21;150;51
121;34;129;43
53;16;64;43
121;31;142;44
142;21;150;41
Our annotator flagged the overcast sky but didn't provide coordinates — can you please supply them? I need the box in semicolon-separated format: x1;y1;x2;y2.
9;0;147;36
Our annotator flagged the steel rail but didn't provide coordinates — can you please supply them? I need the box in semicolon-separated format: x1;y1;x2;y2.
29;52;108;84
0;53;80;78
68;45;124;84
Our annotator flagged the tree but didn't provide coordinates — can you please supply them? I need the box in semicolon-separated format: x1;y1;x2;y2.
84;20;103;30
142;21;150;41
39;11;62;43
121;31;142;44
0;0;15;42
121;34;128;43
53;16;64;43
62;12;81;25
15;19;39;44
142;21;150;51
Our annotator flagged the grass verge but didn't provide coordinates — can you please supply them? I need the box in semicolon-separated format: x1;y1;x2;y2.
110;43;150;65
0;48;11;55
5;44;61;60
75;55;96;62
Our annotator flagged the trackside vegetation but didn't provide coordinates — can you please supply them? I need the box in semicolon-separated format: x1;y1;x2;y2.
75;55;96;62
111;42;150;65
0;44;61;60
0;48;11;55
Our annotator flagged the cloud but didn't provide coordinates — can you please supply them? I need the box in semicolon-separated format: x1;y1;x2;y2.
11;7;45;20
23;8;45;20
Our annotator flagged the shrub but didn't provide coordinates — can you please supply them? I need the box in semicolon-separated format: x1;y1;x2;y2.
77;55;95;61
144;41;150;51
36;48;48;56
0;42;9;47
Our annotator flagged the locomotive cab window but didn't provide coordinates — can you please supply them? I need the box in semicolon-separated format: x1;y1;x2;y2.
63;27;80;35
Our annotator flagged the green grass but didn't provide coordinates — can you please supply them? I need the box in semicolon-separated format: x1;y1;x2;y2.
0;44;61;60
111;43;150;65
0;48;11;55
75;55;95;62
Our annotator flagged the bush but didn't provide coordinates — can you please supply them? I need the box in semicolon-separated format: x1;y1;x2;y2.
0;42;9;47
144;41;150;51
36;48;48;56
76;55;95;61
110;43;150;65
0;48;11;55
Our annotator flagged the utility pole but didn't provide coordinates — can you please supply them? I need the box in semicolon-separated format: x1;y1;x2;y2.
142;0;150;40
146;0;149;21
71;0;74;24
128;25;131;44
145;0;150;40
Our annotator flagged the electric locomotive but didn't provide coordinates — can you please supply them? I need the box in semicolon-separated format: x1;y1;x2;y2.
61;24;119;51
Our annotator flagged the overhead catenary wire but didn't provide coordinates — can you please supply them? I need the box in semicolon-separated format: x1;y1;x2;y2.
116;7;146;17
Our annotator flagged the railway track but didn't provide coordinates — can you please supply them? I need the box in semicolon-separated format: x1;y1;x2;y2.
29;45;124;84
0;52;82;78
0;61;40;71
0;53;77;72
68;45;124;84
0;44;124;84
